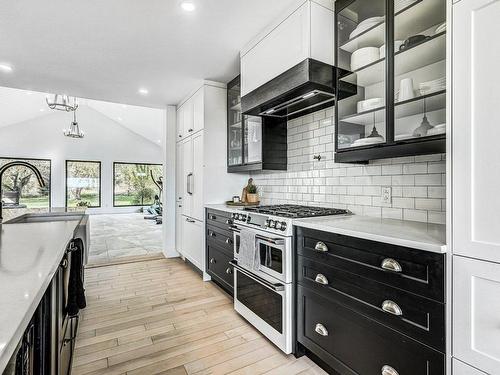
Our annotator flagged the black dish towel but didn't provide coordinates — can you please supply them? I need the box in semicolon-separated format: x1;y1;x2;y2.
67;238;86;317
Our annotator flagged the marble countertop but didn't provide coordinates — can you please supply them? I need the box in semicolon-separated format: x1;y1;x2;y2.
0;216;84;372
205;203;246;213
294;215;446;253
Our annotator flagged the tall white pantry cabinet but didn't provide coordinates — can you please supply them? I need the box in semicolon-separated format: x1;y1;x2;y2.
452;0;500;374
175;81;247;274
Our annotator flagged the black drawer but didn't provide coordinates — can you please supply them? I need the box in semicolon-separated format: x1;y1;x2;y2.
207;244;234;295
206;209;233;230
297;285;445;375
297;256;445;352
296;227;445;302
206;225;234;256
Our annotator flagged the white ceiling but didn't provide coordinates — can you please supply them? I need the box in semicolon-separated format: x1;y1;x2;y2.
0;86;165;144
0;0;298;108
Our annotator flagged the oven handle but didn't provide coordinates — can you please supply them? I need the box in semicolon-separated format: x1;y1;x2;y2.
230;260;285;292
230;226;285;246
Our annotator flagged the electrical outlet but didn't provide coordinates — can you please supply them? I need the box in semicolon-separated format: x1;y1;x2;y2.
381;186;392;204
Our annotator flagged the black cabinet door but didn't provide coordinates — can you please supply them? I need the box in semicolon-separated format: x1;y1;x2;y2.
207;244;234;295
297;255;445;351
297;285;445;375
297;227;445;302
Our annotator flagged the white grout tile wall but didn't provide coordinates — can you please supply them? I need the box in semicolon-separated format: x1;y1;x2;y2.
250;107;446;224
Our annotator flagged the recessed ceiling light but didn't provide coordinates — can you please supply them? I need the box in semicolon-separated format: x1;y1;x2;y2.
157;139;161;143
0;64;13;73
138;88;149;95
181;1;196;11
39;108;45;112
117;117;123;121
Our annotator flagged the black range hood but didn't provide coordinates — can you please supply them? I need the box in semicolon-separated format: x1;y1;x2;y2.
241;58;356;120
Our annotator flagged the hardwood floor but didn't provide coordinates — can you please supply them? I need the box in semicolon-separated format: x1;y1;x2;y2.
73;258;327;375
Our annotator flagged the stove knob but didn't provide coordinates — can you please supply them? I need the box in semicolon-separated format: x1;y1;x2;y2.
238;214;244;221
265;219;270;227
281;222;287;231
268;220;275;228
275;222;282;230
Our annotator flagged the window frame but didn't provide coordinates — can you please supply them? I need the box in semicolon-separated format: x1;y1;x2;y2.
0;156;52;208
65;159;102;208
112;161;162;207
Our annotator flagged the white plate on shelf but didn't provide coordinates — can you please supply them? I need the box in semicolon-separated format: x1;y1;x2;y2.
357;98;384;113
352;137;385;146
395;133;415;141
349;17;384;39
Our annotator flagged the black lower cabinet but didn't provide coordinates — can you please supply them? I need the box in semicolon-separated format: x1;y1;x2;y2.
206;243;234;296
297;285;445;375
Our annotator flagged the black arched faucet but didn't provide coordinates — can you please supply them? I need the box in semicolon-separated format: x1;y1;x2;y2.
0;161;46;224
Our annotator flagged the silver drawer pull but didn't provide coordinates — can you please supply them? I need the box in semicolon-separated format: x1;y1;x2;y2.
226;267;232;274
314;274;329;285
314;323;328;337
209;231;216;237
210;258;216;264
381;258;402;273
225;238;232;244
314;241;328;253
381;300;403;316
381;365;399;375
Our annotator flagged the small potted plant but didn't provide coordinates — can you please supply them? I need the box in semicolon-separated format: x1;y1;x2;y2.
246;182;259;204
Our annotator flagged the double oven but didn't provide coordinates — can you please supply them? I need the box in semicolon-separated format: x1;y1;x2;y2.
230;217;293;354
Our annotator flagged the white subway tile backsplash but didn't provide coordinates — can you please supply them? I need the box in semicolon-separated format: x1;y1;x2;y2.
251;109;446;224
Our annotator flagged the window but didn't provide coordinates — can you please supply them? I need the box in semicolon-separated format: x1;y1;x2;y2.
0;157;51;209
113;162;163;206
66;160;101;208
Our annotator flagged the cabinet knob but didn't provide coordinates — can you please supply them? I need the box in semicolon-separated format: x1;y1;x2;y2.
226;267;232;275
209;214;216;220
314;241;328;253
314;323;329;337
188;128;193;132
210;258;216;264
381;300;403;316
178;135;182;138
209;231;216;237
225;238;232;245
225;219;233;225
314;274;329;285
381;258;402;273
381;365;399;375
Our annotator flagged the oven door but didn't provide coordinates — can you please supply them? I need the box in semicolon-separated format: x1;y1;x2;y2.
231;261;292;354
232;225;292;283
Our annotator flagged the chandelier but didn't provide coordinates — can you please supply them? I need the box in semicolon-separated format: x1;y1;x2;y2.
46;94;79;111
63;110;84;138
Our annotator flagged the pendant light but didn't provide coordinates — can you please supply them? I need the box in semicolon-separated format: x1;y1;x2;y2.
46;94;79;112
63;109;84;138
367;112;385;141
413;95;434;137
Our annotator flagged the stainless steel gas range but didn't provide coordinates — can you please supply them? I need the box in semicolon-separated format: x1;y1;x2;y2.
228;205;350;354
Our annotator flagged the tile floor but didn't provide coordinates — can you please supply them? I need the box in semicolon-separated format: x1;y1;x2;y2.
88;213;163;266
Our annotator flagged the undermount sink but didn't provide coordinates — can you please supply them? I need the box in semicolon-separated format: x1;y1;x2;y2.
5;213;85;224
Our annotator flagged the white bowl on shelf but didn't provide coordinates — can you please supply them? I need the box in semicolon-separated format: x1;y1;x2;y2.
349;16;384;39
357;98;384;113
351;47;380;71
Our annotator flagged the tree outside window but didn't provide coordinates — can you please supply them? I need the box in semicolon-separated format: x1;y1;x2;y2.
113;163;162;206
0;158;51;209
66;161;101;208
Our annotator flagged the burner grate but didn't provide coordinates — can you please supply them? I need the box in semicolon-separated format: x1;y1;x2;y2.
244;204;350;218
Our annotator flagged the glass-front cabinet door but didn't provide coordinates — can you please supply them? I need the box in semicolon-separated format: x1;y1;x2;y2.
228;77;243;167
243;116;262;164
336;0;387;150
393;0;446;141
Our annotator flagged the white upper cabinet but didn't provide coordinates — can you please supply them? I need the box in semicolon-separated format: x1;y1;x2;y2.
192;88;204;134
453;256;500;375
240;0;334;96
176;105;185;140
183;97;194;136
452;0;500;264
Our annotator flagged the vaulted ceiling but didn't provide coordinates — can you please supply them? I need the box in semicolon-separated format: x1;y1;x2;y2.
0;0;298;108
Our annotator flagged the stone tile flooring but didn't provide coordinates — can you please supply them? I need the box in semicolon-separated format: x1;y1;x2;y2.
88;213;163;266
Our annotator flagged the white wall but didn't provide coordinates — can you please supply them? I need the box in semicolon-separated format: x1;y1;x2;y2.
0;105;163;213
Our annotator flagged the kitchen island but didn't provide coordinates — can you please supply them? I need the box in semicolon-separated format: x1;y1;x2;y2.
0;211;87;373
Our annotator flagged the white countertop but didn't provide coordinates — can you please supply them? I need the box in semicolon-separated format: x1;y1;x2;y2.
0;219;81;372
205;204;446;253
294;215;446;253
